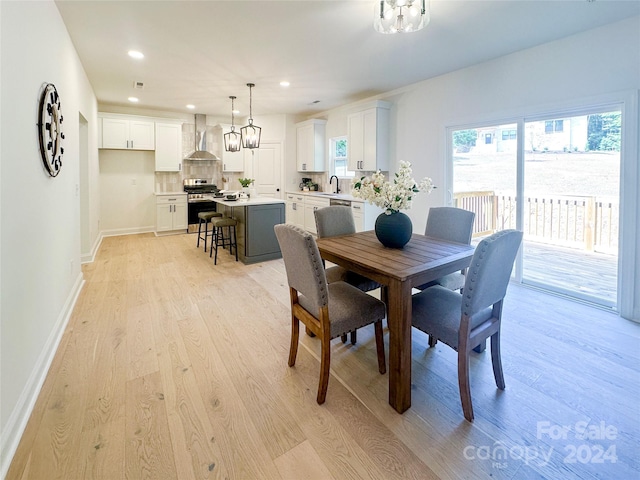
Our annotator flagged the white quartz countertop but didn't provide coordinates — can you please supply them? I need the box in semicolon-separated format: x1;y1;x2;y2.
154;191;186;196
285;190;364;203
207;195;285;206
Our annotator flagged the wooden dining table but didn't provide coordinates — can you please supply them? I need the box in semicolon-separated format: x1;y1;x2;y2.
316;230;475;413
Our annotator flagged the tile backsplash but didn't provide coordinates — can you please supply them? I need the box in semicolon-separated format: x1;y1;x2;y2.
155;122;224;192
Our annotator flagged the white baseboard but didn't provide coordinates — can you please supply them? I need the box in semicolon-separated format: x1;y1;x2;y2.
0;273;85;479
101;226;155;237
81;231;104;264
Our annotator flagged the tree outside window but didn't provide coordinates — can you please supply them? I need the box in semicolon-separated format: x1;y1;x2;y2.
331;137;354;177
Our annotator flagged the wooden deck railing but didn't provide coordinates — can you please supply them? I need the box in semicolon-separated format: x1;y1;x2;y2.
454;191;618;254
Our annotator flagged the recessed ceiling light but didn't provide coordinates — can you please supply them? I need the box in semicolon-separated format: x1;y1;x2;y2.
128;50;144;59
186;104;195;109
128;97;139;103
280;81;290;87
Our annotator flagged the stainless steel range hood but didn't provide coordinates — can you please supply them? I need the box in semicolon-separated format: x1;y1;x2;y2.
184;113;220;161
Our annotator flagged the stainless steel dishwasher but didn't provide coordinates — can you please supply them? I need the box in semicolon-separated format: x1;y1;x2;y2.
329;198;351;207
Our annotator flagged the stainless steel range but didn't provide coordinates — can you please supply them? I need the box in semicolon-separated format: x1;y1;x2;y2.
183;179;220;232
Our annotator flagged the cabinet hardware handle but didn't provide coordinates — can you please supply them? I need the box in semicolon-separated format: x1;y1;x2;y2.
353;205;361;209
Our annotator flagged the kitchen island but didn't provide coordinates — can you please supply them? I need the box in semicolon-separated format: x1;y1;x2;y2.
210;196;285;264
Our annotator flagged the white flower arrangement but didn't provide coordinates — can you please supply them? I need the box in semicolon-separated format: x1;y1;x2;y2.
351;161;434;214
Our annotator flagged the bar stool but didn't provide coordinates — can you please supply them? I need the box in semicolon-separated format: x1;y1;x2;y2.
197;211;222;252
210;217;238;265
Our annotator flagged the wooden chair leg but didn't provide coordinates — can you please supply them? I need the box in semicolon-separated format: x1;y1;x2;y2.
428;335;437;348
305;326;316;337
491;332;505;390
458;350;474;422
350;330;357;345
380;286;388;315
288;316;299;367
317;332;331;404
473;340;487;353
340;334;347;343
374;321;386;374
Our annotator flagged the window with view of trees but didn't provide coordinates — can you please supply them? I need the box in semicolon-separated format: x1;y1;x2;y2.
587;112;620;151
331;137;354;177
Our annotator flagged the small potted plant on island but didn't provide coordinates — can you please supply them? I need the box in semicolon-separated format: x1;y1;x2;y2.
238;178;254;197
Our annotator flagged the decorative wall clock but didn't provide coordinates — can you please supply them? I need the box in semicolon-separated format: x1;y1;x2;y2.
37;83;64;177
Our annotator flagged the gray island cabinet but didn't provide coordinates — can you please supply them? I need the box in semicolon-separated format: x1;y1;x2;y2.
212;196;285;264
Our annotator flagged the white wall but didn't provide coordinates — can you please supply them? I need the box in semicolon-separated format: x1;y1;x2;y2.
0;0;99;474
318;16;640;320
99;150;156;234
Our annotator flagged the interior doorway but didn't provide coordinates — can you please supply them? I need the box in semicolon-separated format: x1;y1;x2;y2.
450;109;621;309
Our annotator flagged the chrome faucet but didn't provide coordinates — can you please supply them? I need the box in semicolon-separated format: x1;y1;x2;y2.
329;175;340;194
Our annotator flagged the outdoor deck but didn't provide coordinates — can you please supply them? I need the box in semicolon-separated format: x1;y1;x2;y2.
515;240;616;306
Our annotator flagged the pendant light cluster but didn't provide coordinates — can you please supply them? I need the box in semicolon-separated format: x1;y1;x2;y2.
224;83;262;152
374;0;429;34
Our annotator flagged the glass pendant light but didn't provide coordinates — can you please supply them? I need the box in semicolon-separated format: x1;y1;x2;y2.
240;83;261;149
373;0;429;34
224;96;241;152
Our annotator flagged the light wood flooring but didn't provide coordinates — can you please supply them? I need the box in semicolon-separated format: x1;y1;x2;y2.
6;233;640;479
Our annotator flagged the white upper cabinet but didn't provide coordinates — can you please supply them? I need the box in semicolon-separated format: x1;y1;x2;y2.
296;119;327;172
347;101;390;171
215;124;245;172
155;121;183;172
100;114;155;150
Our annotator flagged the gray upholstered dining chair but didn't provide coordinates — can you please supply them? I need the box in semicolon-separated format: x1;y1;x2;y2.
418;206;476;292
314;206;381;345
274;224;386;405
411;229;522;422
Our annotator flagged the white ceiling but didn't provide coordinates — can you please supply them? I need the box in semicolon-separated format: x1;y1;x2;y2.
56;0;639;119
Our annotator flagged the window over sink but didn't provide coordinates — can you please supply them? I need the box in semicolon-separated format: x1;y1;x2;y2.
331;136;355;178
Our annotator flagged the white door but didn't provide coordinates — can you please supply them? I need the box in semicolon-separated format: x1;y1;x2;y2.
247;142;282;198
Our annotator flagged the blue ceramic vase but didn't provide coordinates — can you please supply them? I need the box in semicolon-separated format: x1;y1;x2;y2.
374;211;413;248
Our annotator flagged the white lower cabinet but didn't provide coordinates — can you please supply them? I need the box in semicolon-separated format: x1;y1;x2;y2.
156;194;187;233
303;196;331;235
352;200;382;232
285;193;305;229
351;202;365;232
285;192;380;234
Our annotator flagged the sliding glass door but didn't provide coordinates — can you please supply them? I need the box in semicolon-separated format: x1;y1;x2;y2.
451;108;621;308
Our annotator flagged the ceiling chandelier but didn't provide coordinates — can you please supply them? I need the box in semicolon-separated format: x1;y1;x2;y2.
374;0;429;34
240;83;261;149
224;96;241;152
